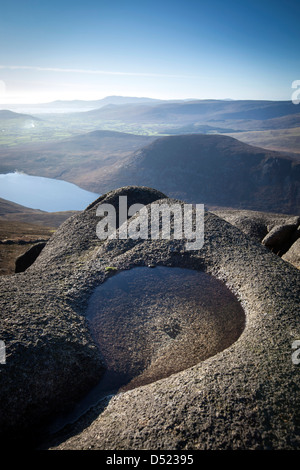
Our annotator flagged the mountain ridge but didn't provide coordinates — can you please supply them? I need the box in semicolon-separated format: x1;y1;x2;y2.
0;129;157;191
95;134;300;214
83;99;300;123
0;110;41;121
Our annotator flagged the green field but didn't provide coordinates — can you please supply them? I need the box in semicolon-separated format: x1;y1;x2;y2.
0;114;167;147
1;106;300;158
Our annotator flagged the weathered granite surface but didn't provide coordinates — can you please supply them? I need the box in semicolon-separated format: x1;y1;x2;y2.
212;209;300;269
0;186;299;450
212;209;300;243
282;237;300;270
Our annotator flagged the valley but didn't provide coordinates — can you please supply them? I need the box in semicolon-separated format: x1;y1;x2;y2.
0;97;299;275
1;98;300;155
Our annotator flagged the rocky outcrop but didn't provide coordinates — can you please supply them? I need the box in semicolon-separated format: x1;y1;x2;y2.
261;217;300;254
212;209;300;268
0;186;167;447
0;186;299;450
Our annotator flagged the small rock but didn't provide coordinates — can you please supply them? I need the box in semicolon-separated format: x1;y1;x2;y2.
282;238;300;270
261;223;298;251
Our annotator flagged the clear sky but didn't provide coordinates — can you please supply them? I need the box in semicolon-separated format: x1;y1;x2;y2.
0;0;299;103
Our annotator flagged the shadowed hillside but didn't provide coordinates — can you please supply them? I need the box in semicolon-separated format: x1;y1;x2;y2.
0;197;77;226
1;132;298;213
95;134;300;214
0;130;156;192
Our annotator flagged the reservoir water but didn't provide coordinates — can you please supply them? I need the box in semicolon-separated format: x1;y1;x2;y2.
0;172;100;212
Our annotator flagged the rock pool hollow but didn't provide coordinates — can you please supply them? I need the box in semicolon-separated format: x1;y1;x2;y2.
86;266;246;393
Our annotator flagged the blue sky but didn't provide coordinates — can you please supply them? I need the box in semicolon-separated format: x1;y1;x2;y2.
0;0;299;102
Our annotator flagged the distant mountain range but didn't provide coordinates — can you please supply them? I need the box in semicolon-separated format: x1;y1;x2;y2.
0;96;165;114
1;97;299;140
81;99;300;131
50;95;163;108
2;98;299;130
85;99;300;120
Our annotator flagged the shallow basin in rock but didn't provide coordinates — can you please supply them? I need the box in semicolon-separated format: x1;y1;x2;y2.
86;266;246;392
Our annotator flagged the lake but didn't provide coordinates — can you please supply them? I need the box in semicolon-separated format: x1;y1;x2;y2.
0;172;100;212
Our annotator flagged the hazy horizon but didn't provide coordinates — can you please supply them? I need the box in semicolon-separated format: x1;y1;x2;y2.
0;95;296;107
0;0;299;105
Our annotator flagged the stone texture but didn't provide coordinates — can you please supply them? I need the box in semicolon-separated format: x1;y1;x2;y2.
0;186;299;450
212;210;299;243
282;238;300;270
262;223;299;251
213;209;300;266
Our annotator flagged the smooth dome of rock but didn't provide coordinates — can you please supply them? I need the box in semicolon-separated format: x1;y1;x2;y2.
0;186;299;450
